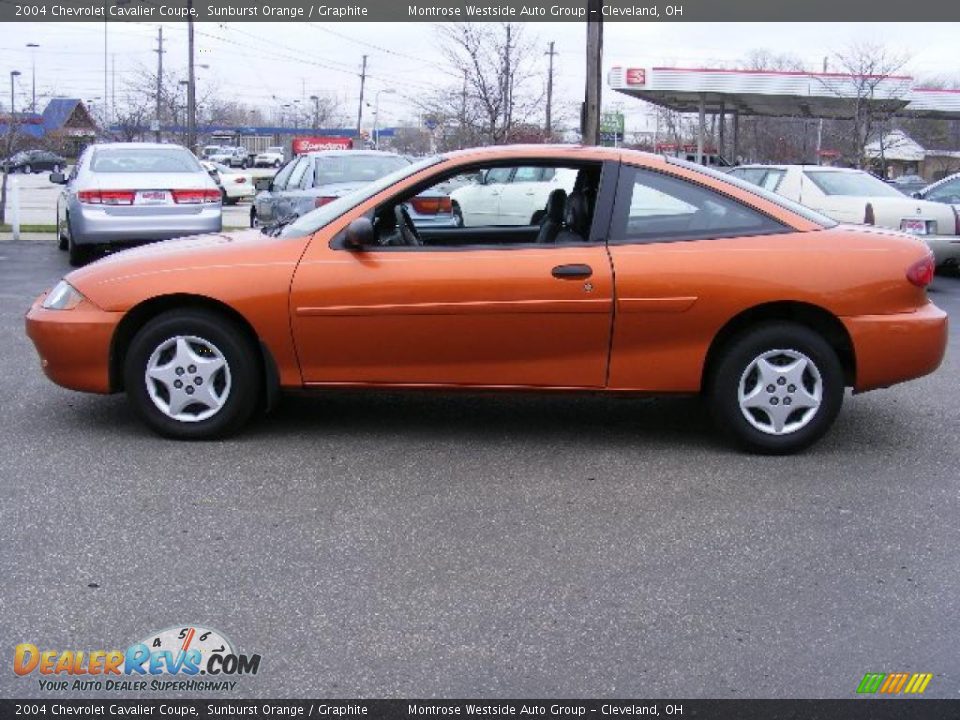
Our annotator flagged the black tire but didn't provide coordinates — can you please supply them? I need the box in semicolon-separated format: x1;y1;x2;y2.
57;206;67;251
708;322;844;454
66;216;92;266
250;208;258;228
452;202;464;228
24;164;32;174
124;309;261;439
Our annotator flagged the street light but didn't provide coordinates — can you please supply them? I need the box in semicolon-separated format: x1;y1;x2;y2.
372;89;395;149
26;44;39;113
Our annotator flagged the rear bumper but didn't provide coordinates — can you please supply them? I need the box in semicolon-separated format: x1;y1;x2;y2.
926;236;960;266
24;295;120;394
843;302;948;392
71;203;222;246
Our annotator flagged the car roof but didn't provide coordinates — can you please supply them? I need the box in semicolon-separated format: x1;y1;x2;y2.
302;150;401;158
91;142;192;151
732;164;862;173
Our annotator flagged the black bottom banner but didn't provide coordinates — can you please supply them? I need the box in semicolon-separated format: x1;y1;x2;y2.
2;699;960;720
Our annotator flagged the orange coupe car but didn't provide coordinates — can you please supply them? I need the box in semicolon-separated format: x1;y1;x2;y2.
26;145;947;453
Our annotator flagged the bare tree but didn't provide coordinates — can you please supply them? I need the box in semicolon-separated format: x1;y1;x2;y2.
416;23;545;148
822;42;911;169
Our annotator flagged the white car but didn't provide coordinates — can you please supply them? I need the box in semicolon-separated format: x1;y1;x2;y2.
450;166;578;227
254;146;285;168
201;161;255;205
916;172;960;207
208;146;249;168
728;164;960;268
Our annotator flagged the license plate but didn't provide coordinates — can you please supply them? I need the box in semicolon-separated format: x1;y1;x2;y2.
901;218;928;235
137;190;170;205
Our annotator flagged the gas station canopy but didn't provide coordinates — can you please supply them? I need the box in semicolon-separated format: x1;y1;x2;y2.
608;66;923;118
607;65;960;163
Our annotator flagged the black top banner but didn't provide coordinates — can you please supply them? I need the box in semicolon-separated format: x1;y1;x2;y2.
0;0;957;22
3;699;960;719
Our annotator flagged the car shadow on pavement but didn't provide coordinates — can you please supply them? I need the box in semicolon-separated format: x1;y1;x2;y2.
246;391;724;450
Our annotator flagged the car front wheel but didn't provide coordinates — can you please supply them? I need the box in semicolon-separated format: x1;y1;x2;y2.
124;309;260;439
709;322;844;454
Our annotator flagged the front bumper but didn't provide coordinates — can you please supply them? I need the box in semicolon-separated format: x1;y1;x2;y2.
843;302;948;393
70;203;222;246
25;295;121;394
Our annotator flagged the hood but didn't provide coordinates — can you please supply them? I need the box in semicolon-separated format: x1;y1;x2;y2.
65;229;310;311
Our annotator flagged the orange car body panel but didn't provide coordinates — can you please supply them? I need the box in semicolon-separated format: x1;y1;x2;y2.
24;145;948;399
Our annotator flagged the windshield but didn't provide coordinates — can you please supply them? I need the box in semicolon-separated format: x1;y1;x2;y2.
315;154;409;186
667;157;838;227
280;155;445;238
91;147;203;173
804;170;903;197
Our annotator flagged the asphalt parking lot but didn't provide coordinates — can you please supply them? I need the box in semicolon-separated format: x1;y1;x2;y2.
1;239;958;700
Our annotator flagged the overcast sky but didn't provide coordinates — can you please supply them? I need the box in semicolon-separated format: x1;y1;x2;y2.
1;21;958;132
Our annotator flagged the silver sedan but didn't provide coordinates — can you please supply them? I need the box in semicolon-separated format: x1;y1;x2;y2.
52;143;222;266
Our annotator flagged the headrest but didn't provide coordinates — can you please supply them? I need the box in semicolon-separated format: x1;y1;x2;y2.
545;188;567;223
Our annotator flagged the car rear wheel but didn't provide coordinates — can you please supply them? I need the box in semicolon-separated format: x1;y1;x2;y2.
57;207;67;251
452;202;464;228
124;309;260;439
66;215;93;266
708;322;844;454
23;164;32;174
250;208;258;228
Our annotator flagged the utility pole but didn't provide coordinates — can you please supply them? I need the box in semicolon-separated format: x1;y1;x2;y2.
26;43;39;113
187;0;197;153
154;27;164;143
356;54;368;140
816;56;828;165
502;25;512;137
583;0;603;145
545;41;557;137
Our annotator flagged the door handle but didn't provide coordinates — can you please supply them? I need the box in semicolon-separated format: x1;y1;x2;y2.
552;264;593;279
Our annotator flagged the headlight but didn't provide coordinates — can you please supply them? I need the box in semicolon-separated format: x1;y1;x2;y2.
42;280;86;310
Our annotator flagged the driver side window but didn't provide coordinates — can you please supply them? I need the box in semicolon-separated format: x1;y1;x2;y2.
271;159;299;192
367;161;598;249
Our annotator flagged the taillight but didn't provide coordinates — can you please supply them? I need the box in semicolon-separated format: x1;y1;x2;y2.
314;196;336;208
172;189;221;204
906;254;935;288
863;202;875;225
409;196;453;215
78;189;135;205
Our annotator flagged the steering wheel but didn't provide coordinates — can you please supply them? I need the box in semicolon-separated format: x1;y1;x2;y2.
394;204;423;246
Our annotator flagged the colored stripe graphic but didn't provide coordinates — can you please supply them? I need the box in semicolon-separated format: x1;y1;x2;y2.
904;673;933;694
857;672;932;694
857;673;886;693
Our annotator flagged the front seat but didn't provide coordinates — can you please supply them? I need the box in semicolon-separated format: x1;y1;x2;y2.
536;188;567;244
556;190;590;244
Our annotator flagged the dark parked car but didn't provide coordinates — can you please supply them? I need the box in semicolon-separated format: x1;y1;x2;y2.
2;149;67;174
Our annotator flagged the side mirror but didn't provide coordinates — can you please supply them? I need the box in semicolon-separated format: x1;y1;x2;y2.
254;177;272;192
49;172;66;185
343;217;374;250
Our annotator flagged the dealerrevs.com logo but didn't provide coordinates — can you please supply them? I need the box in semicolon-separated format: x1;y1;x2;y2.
14;625;262;692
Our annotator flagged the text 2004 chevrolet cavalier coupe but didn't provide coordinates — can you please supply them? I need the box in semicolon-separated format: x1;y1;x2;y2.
26;145;948;453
